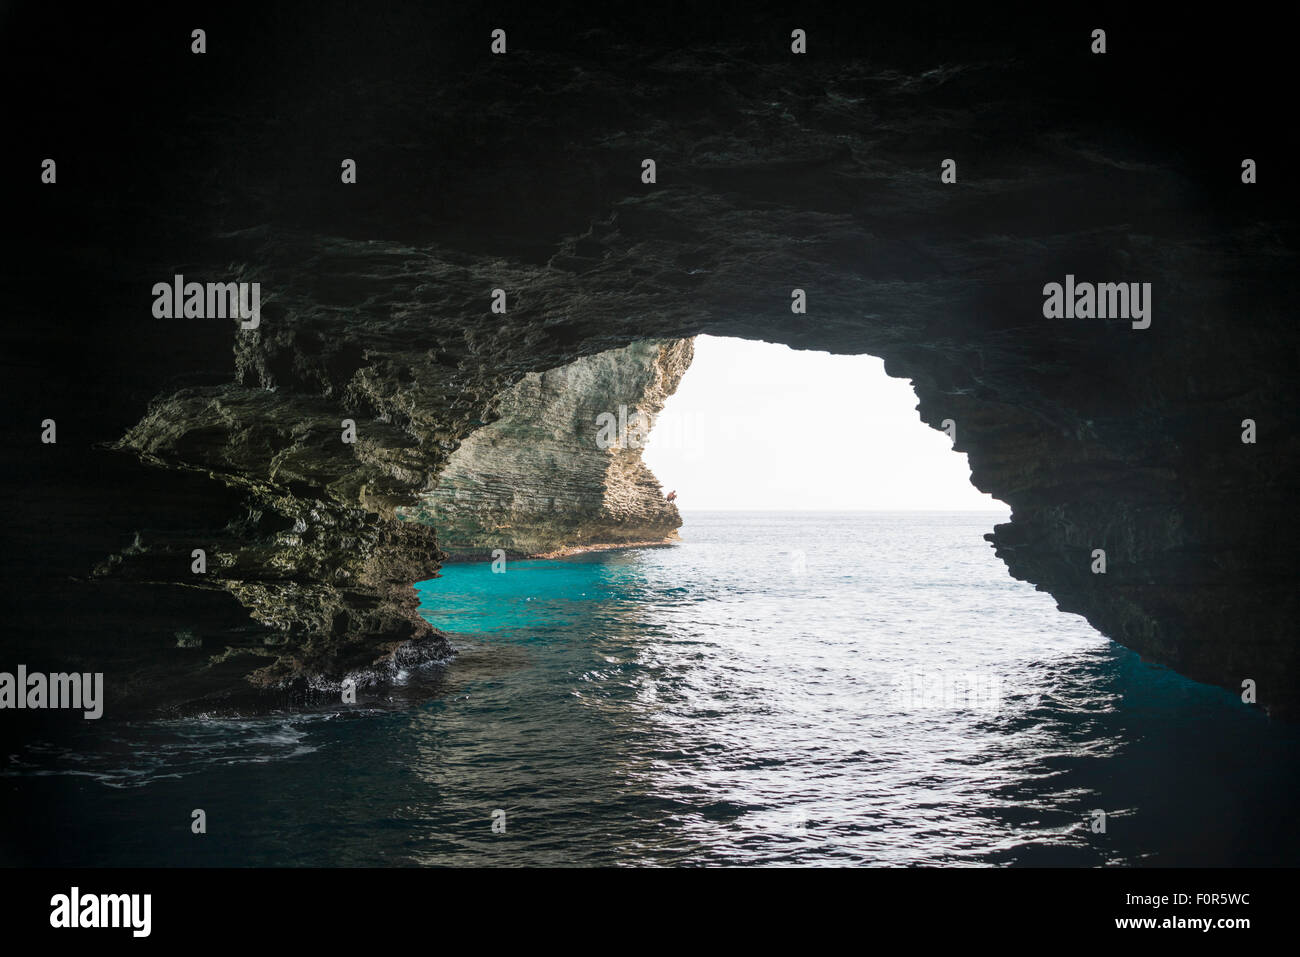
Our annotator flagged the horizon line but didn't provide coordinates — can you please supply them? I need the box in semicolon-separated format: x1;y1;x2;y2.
677;507;1010;513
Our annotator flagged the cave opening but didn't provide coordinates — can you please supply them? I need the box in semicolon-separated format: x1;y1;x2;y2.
642;334;1004;512
413;331;1091;682
401;335;1297;866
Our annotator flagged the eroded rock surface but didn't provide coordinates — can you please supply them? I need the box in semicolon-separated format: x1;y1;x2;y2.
401;339;690;557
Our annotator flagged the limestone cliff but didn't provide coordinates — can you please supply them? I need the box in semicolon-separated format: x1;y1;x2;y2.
401;339;690;557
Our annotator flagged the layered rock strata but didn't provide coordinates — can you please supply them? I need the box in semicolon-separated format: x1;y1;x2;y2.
401;339;689;557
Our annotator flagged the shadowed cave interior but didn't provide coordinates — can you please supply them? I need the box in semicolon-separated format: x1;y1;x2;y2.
1;2;1296;739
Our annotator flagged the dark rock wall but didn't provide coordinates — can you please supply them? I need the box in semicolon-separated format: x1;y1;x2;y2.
2;4;1295;715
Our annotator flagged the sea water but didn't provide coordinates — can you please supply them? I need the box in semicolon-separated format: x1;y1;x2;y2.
3;512;1297;866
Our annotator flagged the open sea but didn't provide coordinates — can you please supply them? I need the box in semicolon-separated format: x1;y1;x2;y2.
4;511;1298;866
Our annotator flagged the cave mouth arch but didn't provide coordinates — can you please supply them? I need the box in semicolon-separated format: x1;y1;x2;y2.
402;332;1007;562
641;334;1005;513
400;335;1286;867
410;331;1113;722
407;330;1126;699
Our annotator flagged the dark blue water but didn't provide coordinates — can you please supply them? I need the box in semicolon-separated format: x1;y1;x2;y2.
4;512;1298;866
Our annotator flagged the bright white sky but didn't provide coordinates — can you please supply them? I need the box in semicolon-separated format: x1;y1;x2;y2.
642;336;1007;512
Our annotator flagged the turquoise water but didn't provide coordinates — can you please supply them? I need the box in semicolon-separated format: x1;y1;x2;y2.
3;511;1298;866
